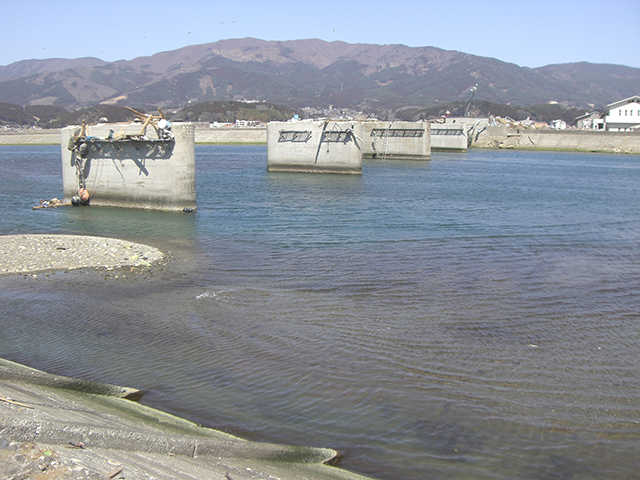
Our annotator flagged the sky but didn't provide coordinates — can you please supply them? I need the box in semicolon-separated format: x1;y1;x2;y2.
1;0;639;69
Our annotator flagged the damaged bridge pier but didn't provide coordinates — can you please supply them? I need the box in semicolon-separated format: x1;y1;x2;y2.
362;121;431;159
266;120;432;174
267;121;364;174
61;122;196;211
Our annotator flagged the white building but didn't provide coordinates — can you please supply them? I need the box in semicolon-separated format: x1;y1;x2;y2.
549;119;567;130
604;95;640;131
575;112;604;130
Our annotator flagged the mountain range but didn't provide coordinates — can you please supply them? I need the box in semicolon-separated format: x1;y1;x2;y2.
1;38;639;115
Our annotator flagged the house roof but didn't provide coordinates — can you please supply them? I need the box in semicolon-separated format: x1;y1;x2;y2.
575;111;601;121
606;95;640;109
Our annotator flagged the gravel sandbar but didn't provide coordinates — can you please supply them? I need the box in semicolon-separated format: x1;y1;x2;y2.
0;234;163;276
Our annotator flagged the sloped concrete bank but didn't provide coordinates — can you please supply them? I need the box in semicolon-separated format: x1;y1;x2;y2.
0;358;375;480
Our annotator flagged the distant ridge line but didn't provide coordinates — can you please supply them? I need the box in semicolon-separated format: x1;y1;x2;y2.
0;38;638;111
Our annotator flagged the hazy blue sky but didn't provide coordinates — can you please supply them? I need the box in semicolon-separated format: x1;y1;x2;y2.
2;0;639;69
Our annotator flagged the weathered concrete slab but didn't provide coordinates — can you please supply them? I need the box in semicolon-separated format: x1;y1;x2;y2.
0;358;375;480
474;128;640;154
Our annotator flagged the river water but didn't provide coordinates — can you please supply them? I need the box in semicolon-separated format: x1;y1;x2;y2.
1;145;639;479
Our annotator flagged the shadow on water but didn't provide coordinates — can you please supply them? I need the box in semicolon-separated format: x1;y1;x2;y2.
56;205;198;244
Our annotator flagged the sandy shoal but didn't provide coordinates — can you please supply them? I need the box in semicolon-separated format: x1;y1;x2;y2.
0;234;163;276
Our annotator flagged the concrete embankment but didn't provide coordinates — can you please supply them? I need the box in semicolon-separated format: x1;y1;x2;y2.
0;127;267;145
0;357;375;480
196;126;266;144
0;129;61;145
4;126;640;154
474;126;640;154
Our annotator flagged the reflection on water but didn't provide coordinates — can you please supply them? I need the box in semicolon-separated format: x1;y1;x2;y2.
1;145;639;479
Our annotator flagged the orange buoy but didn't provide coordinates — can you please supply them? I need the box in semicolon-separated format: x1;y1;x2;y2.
78;188;90;203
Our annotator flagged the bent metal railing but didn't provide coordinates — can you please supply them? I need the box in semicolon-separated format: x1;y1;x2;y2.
278;130;312;143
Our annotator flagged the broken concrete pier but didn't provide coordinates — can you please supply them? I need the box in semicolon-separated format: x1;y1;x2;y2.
267;121;363;174
61;121;196;211
361;121;431;159
430;125;468;152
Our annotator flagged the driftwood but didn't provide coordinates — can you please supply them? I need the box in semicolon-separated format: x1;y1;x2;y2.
107;466;124;479
0;395;34;409
33;201;72;210
123;106;168;137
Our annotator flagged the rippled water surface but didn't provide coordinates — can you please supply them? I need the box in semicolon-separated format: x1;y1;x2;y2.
1;145;639;479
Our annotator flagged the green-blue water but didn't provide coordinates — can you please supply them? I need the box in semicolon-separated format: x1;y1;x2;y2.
1;145;639;479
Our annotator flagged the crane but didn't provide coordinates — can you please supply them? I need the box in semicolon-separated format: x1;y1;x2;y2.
463;84;478;116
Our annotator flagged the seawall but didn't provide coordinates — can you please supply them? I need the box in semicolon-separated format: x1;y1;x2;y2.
195;126;266;144
3;127;640;154
474;126;640;154
0;129;62;144
0;127;267;145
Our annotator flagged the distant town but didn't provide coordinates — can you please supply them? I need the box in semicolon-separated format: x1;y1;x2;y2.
1;95;639;134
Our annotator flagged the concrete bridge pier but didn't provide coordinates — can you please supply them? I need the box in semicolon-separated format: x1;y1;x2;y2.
267;121;363;174
61;122;196;211
361;121;431;159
